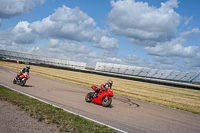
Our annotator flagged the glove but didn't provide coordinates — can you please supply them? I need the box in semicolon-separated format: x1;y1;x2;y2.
102;87;105;91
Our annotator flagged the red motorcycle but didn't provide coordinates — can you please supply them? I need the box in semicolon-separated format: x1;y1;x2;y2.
13;72;30;86
85;86;114;107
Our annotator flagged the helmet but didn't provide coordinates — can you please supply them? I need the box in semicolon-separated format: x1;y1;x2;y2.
26;65;30;69
108;80;113;86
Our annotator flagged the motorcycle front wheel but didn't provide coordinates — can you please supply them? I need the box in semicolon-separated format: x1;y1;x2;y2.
102;97;112;107
20;78;26;86
85;92;93;102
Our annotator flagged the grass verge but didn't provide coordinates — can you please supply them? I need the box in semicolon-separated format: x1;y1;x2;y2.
0;85;117;133
0;60;200;114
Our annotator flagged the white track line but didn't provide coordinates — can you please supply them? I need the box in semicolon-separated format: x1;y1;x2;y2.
0;84;127;133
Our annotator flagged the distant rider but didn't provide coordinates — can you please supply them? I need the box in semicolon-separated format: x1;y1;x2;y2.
93;80;113;98
17;65;30;79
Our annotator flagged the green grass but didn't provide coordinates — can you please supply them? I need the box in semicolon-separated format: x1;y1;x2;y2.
1;60;200;114
0;85;117;133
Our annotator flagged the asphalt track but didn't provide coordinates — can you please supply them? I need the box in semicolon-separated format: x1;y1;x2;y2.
0;67;200;133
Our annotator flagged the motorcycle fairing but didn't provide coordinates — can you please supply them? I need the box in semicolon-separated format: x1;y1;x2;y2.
91;87;114;104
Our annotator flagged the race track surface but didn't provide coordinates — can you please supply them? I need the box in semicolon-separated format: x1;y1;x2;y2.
0;67;200;133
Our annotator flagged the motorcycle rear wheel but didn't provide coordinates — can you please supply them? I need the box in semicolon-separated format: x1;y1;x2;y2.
102;97;112;107
85;92;93;102
13;78;17;84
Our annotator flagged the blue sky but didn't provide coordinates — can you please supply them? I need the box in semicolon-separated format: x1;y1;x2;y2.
0;0;200;80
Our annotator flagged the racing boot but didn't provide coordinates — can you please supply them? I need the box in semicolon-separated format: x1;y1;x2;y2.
16;74;20;81
93;88;100;98
93;92;98;98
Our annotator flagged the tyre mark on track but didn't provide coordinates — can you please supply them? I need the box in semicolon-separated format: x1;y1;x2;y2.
113;95;140;108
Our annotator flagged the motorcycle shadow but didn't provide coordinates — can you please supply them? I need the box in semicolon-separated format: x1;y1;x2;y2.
22;85;34;87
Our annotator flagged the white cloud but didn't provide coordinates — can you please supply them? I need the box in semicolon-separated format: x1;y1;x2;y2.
92;36;119;50
0;0;45;18
184;16;193;26
0;43;38;53
183;52;200;68
0;4;119;51
29;5;119;51
145;28;200;58
0;21;35;45
107;57;122;63
108;0;180;46
121;54;151;67
41;39;120;67
13;21;32;33
145;37;198;57
30;5;96;41
47;39;59;48
46;39;91;54
180;28;200;38
153;56;178;65
0;30;13;45
12;21;35;44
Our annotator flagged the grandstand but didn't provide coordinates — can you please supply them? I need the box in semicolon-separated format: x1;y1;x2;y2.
94;62;200;89
95;62;199;83
0;49;86;70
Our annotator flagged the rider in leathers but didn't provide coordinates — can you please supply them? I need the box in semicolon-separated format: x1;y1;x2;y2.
17;65;30;80
93;80;113;98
